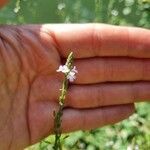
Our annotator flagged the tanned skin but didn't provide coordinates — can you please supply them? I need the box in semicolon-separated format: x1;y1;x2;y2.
0;24;150;149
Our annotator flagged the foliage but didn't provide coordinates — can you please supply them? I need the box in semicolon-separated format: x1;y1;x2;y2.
0;0;149;28
0;0;150;150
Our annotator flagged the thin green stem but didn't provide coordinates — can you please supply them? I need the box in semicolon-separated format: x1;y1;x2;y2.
53;52;74;150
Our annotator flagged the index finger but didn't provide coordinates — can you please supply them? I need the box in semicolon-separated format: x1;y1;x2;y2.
44;24;150;58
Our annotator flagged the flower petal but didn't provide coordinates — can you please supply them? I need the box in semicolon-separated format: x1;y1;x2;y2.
56;65;63;72
72;66;78;73
62;65;69;73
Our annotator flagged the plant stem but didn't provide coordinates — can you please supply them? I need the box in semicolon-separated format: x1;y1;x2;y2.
53;52;74;150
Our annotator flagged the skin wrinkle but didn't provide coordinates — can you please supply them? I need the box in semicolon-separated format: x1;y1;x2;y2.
40;27;60;52
10;87;21;150
0;38;7;85
0;27;22;89
12;27;24;72
21;27;54;74
0;84;12;131
37;30;60;73
8;84;21;150
0;34;13;136
46;25;73;60
18;27;43;146
2;42;21;95
38;27;58;54
24;27;59;144
11;73;31;149
1;31;31;147
0;26;35;149
25;74;33;146
15;26;37;74
0;43;14;149
24;29;44;61
45;27;63;63
0;37;9;82
0;26;22;54
0;29;17;149
0;28;23;114
16;28;37;78
20;41;37;79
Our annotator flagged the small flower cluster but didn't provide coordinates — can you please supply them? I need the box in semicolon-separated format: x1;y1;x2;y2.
53;52;76;149
56;65;78;82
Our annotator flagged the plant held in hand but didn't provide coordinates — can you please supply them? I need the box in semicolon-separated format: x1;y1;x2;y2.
53;52;77;150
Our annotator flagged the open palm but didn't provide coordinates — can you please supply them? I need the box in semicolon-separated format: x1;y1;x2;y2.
0;24;150;150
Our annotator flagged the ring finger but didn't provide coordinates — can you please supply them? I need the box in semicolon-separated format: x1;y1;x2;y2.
66;82;150;108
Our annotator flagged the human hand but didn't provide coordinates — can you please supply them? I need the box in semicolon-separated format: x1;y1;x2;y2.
0;24;149;149
0;0;8;8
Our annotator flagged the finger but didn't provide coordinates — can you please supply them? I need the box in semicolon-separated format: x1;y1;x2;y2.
62;104;134;132
66;82;150;108
44;24;150;58
74;58;150;84
29;102;134;144
30;75;150;109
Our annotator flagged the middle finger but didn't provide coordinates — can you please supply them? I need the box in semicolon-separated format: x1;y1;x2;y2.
74;57;150;84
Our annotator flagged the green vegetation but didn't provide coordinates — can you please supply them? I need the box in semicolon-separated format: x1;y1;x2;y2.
0;0;150;149
0;0;150;27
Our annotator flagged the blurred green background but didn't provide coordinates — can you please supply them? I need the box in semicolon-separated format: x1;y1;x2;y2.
0;0;150;150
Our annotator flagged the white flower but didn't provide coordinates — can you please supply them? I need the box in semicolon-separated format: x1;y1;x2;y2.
56;65;69;73
67;66;78;82
67;71;76;82
71;66;78;73
56;65;78;82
